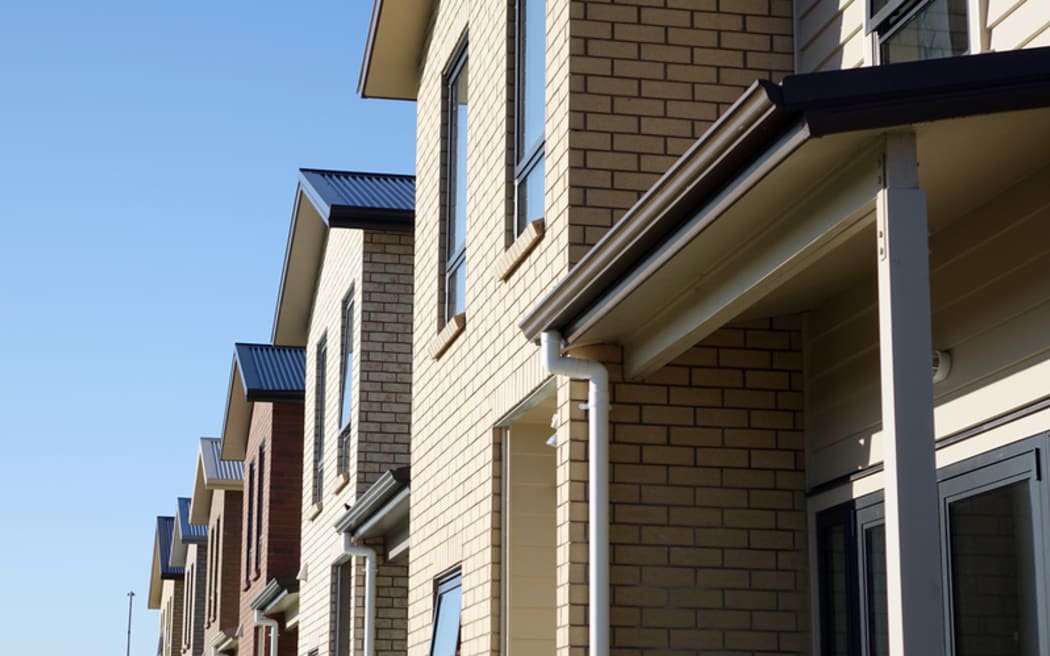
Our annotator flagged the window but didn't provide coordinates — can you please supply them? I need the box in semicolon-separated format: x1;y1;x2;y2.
429;570;462;656
331;562;352;656
314;337;327;504
246;462;255;582
816;435;1048;655
255;444;265;573
338;294;354;475
514;0;546;236
868;0;968;64
444;45;468;322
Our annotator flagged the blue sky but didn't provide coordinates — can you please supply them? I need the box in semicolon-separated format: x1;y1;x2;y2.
0;2;415;653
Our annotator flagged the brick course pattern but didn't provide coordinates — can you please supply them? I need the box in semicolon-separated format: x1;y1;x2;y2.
567;0;794;264
556;317;807;655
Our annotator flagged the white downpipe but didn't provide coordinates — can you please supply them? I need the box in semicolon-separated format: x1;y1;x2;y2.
341;535;378;656
254;611;279;656
540;331;609;656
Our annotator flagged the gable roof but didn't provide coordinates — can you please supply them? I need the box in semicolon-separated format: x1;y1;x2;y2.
220;343;306;460
189;438;243;525
148;516;182;609
359;0;435;99
170;497;208;569
272;169;415;347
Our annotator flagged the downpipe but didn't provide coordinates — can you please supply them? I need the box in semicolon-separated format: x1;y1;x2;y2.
540;331;609;656
341;535;378;656
253;611;279;656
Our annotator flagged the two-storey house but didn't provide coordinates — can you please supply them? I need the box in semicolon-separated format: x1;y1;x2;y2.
220;342;307;656
269;169;415;656
361;0;1050;655
171;497;209;656
149;515;185;656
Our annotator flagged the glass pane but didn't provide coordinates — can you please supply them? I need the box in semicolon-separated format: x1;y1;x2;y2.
430;578;462;656
865;524;889;656
340;301;353;428
447;261;466;319
822;523;849;655
949;481;1037;656
516;156;545;234
520;0;546;155
449;62;468;257
881;0;968;64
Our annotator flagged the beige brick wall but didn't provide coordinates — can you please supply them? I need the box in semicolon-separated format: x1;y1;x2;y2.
555;319;807;655
566;0;794;263
298;227;414;656
409;1;798;655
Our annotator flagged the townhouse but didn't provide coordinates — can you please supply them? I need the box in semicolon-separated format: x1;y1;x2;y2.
358;0;1050;655
220;341;307;656
149;515;184;656
188;437;244;655
269;169;415;656
171;497;209;656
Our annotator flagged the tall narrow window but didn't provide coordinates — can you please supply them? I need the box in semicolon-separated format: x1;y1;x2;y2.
514;0;546;236
444;46;468;321
331;562;352;656
429;570;463;656
313;337;327;504
338;294;354;475
868;0;968;64
255;444;265;573
246;462;255;582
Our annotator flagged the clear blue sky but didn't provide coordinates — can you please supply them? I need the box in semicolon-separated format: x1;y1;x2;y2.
0;2;415;653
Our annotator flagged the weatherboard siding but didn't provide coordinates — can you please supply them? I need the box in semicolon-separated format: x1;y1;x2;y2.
805;163;1050;486
988;0;1050;50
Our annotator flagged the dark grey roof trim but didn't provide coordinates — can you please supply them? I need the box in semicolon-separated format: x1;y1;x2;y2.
234;343;306;402
520;46;1050;341
250;577;300;612
334;467;410;534
298;169;414;232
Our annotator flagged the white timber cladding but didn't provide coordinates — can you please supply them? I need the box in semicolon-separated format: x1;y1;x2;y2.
805;161;1050;486
795;0;1050;72
298;223;414;656
410;0;572;654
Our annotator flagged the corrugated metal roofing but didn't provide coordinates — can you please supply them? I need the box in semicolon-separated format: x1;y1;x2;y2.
234;343;306;400
157;516;183;579
176;497;208;543
299;169;414;231
201;437;243;482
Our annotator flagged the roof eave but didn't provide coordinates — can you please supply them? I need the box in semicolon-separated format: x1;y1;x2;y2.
358;0;433;100
334;466;411;533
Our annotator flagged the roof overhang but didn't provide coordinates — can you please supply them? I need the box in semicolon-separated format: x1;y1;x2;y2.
334;467;411;559
220;345;305;460
251;577;301;626
171;498;207;569
271;172;414;346
149;516;181;609
358;0;435;99
521;47;1050;378
190;438;243;524
210;631;237;656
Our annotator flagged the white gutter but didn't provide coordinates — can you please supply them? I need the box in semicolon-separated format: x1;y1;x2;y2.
341;535;378;656
540;331;609;656
254;611;279;656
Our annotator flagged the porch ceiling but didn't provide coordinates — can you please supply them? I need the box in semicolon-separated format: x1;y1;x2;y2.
563;105;1050;379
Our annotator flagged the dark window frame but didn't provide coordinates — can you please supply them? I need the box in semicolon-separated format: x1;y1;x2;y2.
428;569;463;656
331;561;352;656
245;462;255;583
338;292;354;475
443;41;469;324
313;336;328;504
254;443;265;574
512;0;546;237
867;0;969;64
815;433;1050;655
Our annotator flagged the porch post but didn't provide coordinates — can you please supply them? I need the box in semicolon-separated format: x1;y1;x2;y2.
875;132;946;656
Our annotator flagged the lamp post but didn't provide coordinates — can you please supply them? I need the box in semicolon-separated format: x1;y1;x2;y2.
126;591;135;656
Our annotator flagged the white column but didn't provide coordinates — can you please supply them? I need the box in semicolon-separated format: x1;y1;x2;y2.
876;132;946;656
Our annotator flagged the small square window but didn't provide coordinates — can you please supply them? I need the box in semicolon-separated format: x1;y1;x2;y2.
868;0;968;64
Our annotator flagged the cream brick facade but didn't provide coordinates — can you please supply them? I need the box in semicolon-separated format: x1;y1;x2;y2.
297;227;414;656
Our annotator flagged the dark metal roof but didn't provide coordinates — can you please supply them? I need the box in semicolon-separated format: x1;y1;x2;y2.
157;516;183;580
234;343;306;402
176;497;208;543
299;169;414;232
521;46;1050;341
202;437;243;483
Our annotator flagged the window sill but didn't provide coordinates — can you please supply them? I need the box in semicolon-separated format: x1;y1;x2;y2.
499;219;545;280
334;471;350;494
430;313;466;360
308;501;323;521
